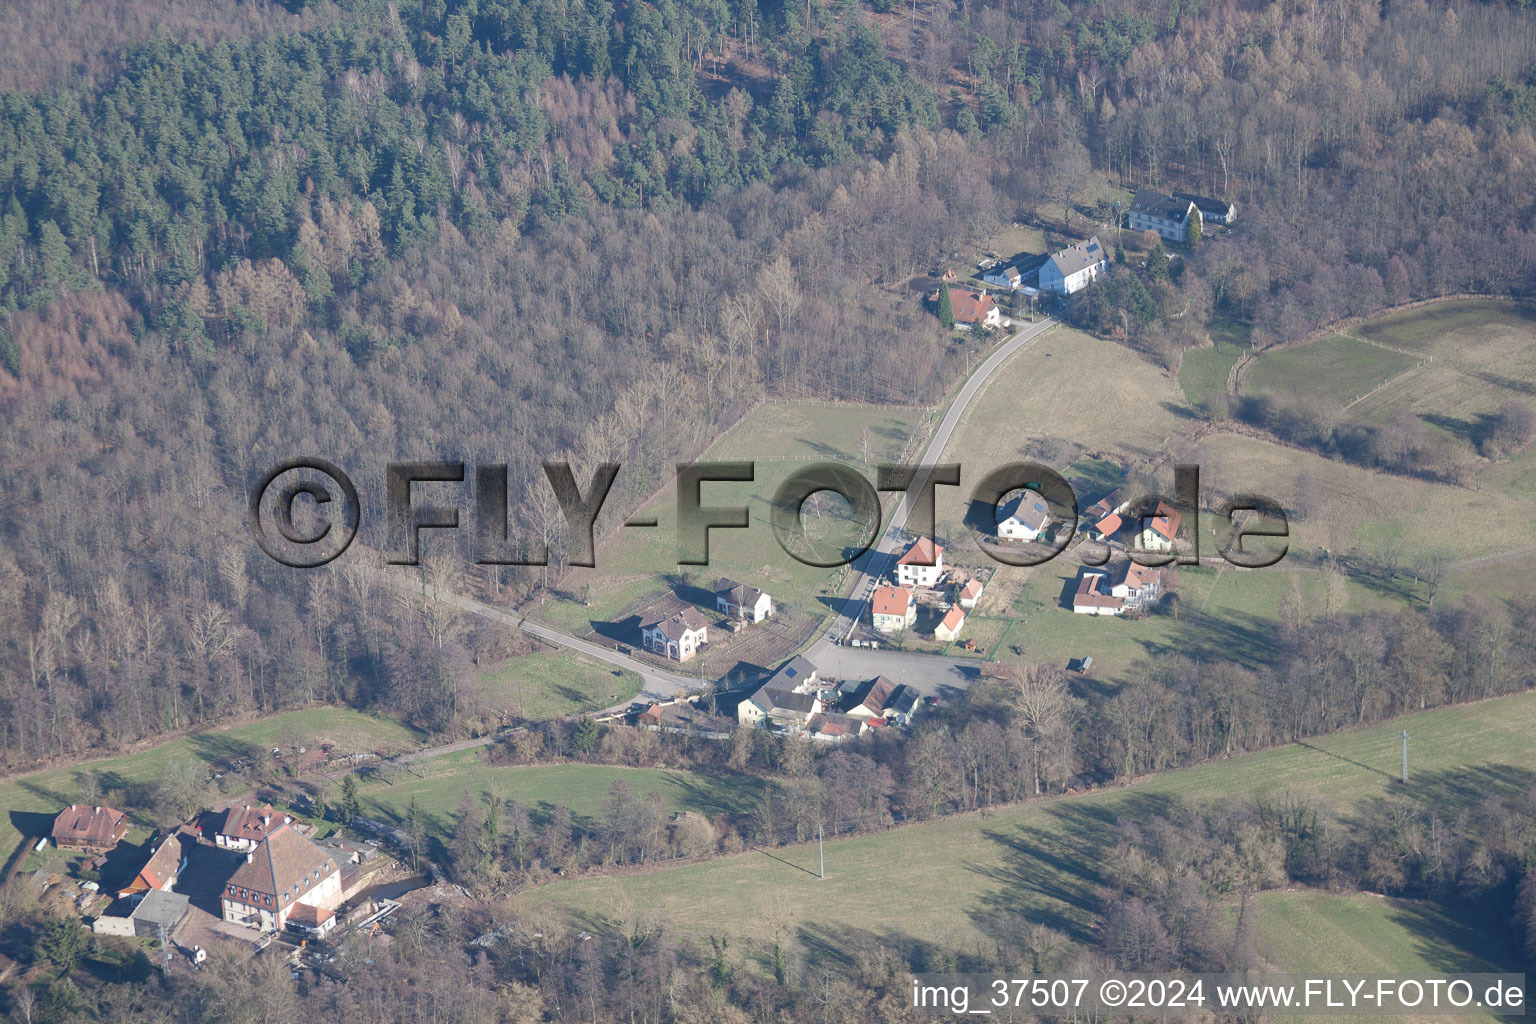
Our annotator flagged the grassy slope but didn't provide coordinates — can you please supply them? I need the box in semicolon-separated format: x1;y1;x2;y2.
520;692;1536;950
1241;334;1420;407
0;709;421;862
537;401;927;636
473;651;642;720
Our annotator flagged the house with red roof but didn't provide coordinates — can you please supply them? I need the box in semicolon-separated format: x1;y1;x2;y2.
895;536;944;589
931;287;1003;330
51;805;129;854
1134;502;1182;553
870;586;916;633
934;605;966;642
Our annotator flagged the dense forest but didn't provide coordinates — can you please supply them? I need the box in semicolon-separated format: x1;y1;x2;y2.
2;0;1536;775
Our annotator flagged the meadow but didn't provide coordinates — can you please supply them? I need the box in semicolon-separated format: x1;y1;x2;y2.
518;692;1536;960
472;650;642;721
1239;333;1421;408
533;401;929;653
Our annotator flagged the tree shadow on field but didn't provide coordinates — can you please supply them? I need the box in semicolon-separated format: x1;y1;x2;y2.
796;921;962;974
966;792;1181;948
1294;741;1395;781
1387;895;1523;972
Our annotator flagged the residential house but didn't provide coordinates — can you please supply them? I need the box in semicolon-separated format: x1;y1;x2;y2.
1072;571;1123;616
1037;236;1109;295
1081;489;1130;543
222;822;343;933
1127;189;1199;243
980;262;1023;291
895;536;944;588
118;833;185;901
1173;191;1236;226
996;489;1050;542
842;676;899;719
1110;561;1163;611
1133;501;1183;553
956;578;984;610
934;605;966;642
130;889;191;940
1083;489;1129;522
884;685;923;724
214;804;291;852
51;805;129;854
870;585;916;633
714;578;773;623
932;288;1003;330
639;607;709;662
738;657;822;729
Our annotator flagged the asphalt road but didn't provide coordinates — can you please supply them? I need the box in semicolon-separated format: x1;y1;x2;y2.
805;314;1059;659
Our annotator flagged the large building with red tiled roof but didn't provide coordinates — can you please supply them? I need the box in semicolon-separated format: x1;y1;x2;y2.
214;803;291;852
118;833;186;900
51;804;129;853
895;537;944;589
221;821;342;933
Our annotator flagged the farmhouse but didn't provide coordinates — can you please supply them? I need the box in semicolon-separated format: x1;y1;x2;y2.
222;821;343;933
639;607;709;661
739;656;823;729
1173;191;1237;226
1133;501;1183;553
51;805;129;854
118;833;186;900
895;536;944;588
1072;571;1123;615
980;262;1023;290
714;578;773;623
870;585;917;633
934;606;966;642
1127;189;1199;243
1037;237;1109;295
996;489;1050;542
956;578;984;609
213;803;290;852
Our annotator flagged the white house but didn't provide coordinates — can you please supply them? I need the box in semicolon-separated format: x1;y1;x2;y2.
1072;571;1123;616
1037;236;1109;295
213;804;291;852
222;823;343;933
714;578;773;623
640;607;709;661
738;656;823;730
996;489;1051;542
1110;561;1163;610
1173;191;1236;226
895;537;944;588
1127;189;1199;243
1133;501;1182;553
870;586;916;633
956;578;984;609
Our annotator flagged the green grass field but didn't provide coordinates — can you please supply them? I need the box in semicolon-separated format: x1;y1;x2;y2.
1240;334;1421;408
537;401;928;644
519;692;1536;952
1179;317;1250;411
357;761;767;856
473;651;642;720
0;709;421;866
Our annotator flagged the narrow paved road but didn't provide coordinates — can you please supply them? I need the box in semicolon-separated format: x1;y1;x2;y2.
805;315;1058;660
367;569;709;703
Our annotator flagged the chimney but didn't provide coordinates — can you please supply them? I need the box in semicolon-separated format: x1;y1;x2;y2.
246;851;254;864
263;814;271;826
94;806;100;813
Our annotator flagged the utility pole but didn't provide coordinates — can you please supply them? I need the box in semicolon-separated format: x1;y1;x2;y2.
818;822;824;880
1400;731;1409;784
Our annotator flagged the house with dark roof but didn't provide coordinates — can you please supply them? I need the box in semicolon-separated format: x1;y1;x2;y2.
884;684;923;723
895;536;944;588
213;804;291;852
738;657;823;730
714;578;773;623
51;805;129;854
996;489;1051;542
1127;189;1199;243
639;606;709;661
843;676;899;719
221;822;342;933
1038;236;1108;295
1173;191;1236;226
